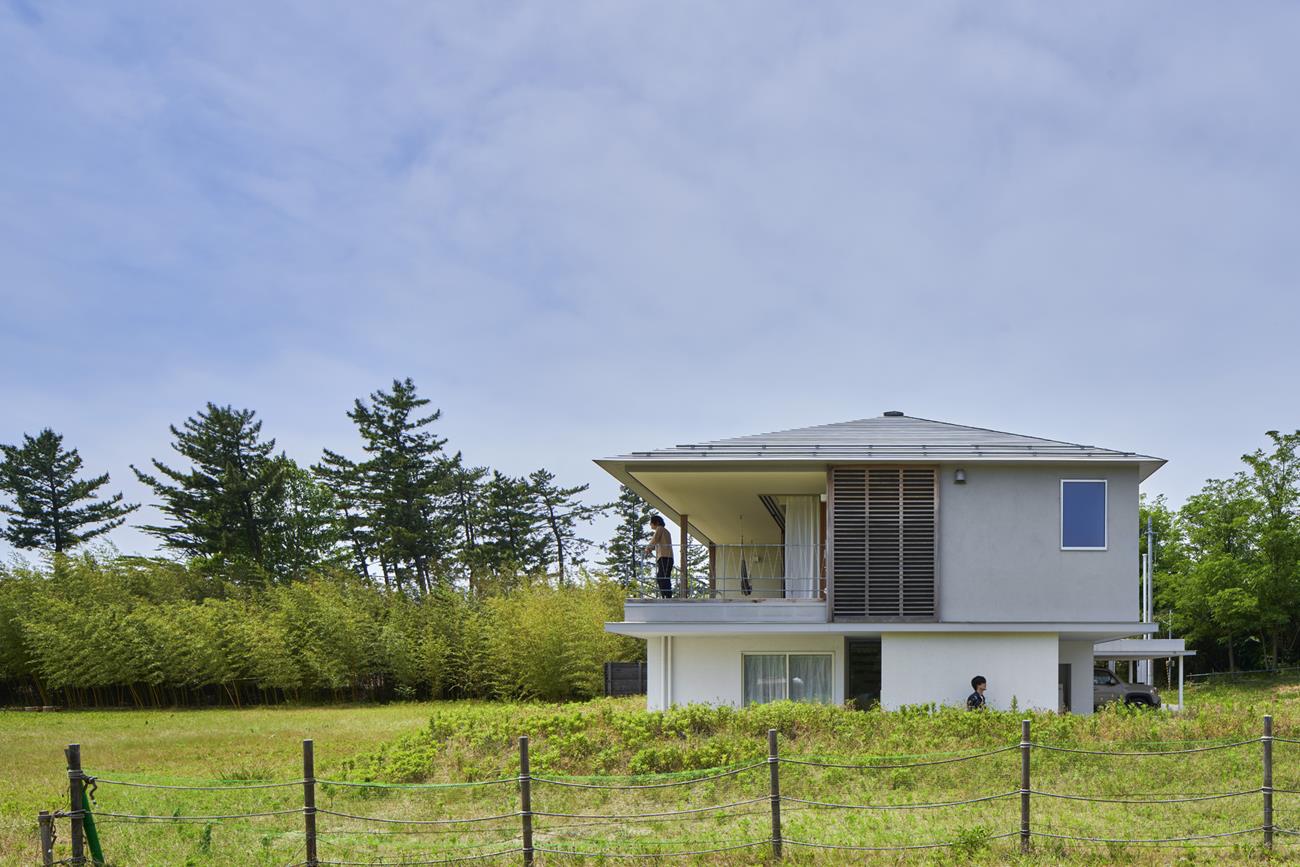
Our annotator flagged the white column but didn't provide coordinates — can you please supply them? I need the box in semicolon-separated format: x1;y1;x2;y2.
1178;655;1184;710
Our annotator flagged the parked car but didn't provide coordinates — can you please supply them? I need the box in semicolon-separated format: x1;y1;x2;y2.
1093;669;1161;707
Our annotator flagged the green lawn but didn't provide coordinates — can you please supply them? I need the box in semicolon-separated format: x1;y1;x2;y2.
0;703;439;866
4;683;1300;865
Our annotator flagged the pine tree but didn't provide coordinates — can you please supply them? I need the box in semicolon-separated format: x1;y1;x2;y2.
264;458;347;581
314;449;375;580
479;471;549;579
0;429;138;552
445;453;490;590
600;485;654;589
347;378;454;594
132;404;287;577
528;469;608;584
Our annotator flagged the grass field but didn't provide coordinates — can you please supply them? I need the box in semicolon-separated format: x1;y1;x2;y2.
3;680;1300;865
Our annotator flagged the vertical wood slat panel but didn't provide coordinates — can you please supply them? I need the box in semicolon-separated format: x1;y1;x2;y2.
831;466;936;619
830;468;867;618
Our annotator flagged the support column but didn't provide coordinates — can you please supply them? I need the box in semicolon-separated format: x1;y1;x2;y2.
679;514;689;598
708;543;716;598
1178;655;1184;710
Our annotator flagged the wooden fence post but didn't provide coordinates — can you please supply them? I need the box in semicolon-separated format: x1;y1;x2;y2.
768;729;782;859
1020;720;1031;854
1264;715;1274;850
302;740;318;867
65;743;85;865
38;810;54;866
519;736;533;866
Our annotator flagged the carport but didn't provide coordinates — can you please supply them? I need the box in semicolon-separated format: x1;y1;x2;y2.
1094;638;1196;710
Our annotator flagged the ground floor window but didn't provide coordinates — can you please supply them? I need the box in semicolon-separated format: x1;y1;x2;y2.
742;653;833;705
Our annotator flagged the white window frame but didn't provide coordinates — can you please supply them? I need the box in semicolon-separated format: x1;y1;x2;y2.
741;652;834;705
1060;479;1108;551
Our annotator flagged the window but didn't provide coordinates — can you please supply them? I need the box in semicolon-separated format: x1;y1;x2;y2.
1093;671;1117;686
1061;480;1107;550
743;653;833;705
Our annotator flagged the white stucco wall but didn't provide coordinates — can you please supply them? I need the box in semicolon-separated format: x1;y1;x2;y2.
936;463;1140;623
880;632;1058;711
1059;639;1096;715
646;634;844;710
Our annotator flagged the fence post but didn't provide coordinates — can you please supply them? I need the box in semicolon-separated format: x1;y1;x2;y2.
768;729;782;859
1264;715;1274;850
519;735;534;867
302;740;318;867
38;810;54;866
65;743;85;866
1020;719;1031;854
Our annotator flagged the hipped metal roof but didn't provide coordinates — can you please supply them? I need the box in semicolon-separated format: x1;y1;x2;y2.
598;413;1166;481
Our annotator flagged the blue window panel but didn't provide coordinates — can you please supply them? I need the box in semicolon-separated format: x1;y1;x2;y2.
1062;481;1107;549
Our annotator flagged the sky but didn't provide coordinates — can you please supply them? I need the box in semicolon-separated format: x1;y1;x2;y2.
2;2;1299;560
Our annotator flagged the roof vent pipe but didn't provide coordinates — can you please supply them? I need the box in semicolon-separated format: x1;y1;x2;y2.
883;410;904;417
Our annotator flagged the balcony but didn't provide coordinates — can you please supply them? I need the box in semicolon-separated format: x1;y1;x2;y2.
624;544;828;625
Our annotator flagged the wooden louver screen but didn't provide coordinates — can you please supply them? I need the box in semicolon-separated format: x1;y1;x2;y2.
831;467;936;619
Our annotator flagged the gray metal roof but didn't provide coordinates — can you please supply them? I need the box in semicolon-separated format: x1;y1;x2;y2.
599;413;1166;478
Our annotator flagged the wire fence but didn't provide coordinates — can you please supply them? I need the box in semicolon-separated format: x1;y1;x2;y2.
36;715;1299;865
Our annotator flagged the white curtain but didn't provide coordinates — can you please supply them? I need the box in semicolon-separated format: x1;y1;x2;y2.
715;543;783;597
789;655;833;704
782;495;821;599
743;655;786;705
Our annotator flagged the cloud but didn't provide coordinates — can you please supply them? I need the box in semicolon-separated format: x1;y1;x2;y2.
2;1;1299;556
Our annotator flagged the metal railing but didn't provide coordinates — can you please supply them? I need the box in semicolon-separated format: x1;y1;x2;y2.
632;544;825;600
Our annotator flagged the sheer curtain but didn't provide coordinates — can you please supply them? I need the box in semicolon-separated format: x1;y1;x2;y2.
716;543;783;597
789;655;833;704
743;655;787;705
783;495;821;599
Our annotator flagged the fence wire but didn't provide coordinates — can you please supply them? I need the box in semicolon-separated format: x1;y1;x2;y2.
781;790;1018;810
777;744;1018;769
41;722;1298;864
1029;738;1260;756
1029;787;1261;805
783;830;1021;851
313;808;521;826
530;762;765;789
534;839;770;858
89;775;305;791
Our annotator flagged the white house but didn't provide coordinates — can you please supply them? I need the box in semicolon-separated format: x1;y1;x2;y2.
598;412;1168;714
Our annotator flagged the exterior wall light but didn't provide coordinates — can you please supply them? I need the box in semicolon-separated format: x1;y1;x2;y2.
954;469;967;484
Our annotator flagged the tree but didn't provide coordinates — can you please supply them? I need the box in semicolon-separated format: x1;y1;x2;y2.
132;404;287;578
0;429;138;552
601;486;654;589
314;449;375;580
478;471;548;580
1240;430;1300;667
444;453;490;590
528;469;609;584
264;459;347;581
346;378;454;594
1165;476;1263;671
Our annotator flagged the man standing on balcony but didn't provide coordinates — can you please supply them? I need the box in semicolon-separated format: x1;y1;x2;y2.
645;515;674;598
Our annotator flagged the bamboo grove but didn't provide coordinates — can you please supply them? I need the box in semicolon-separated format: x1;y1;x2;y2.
0;555;643;708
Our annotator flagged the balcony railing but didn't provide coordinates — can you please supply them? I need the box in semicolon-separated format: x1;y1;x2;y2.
631;544;825;601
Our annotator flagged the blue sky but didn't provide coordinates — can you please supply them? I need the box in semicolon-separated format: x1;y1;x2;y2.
2;2;1299;559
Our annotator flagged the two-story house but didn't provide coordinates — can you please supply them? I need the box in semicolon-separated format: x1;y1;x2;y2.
598;412;1165;714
